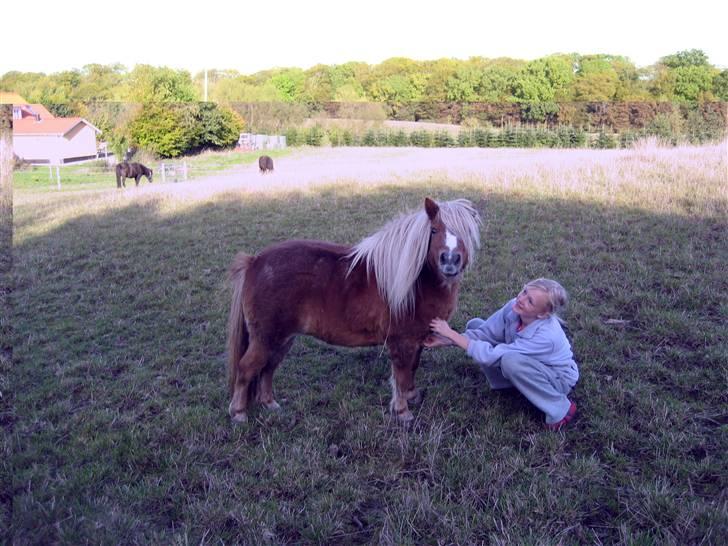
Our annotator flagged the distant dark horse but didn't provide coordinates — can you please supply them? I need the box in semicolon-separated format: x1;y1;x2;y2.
116;162;153;188
258;155;274;173
226;197;482;423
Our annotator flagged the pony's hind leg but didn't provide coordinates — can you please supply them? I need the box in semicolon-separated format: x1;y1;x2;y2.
256;337;294;410
229;339;273;422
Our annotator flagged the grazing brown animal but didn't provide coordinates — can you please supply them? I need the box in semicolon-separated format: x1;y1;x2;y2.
115;162;153;188
226;197;482;423
258;155;274;173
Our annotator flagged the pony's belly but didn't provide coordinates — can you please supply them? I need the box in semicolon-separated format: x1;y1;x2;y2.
302;323;384;347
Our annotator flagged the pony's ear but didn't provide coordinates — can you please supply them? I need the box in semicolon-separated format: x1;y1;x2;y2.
424;197;440;221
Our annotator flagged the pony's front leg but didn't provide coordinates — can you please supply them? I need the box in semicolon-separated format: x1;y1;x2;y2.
387;340;423;422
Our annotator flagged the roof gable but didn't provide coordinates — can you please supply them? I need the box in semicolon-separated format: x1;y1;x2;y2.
13;117;101;136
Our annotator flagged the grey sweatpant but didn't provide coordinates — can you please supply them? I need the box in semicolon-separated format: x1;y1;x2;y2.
481;352;577;424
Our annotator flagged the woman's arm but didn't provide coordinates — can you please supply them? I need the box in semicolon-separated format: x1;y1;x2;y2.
430;318;470;350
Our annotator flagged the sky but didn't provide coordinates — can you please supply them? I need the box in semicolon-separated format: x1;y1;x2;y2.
2;0;726;76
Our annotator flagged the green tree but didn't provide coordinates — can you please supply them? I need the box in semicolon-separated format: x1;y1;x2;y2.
126;65;198;102
213;76;282;103
269;68;306;102
0;71;47;102
446;66;482;102
302;64;335;103
512;55;575;102
713;70;728;101
192;103;244;149
75;64;126;101
330;62;370;101
673;65;716;101
129;104;191;157
660;49;710;69
367;58;427;103
422;58;460;102
574;56;620;101
479;64;520;102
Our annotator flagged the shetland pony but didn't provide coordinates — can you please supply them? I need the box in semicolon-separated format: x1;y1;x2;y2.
258;155;274;173
227;197;482;423
115;162;153;188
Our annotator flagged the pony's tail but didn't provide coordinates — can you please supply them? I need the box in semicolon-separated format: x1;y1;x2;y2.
227;252;253;395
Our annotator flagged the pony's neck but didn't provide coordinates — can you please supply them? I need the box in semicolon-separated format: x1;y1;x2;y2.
418;263;460;294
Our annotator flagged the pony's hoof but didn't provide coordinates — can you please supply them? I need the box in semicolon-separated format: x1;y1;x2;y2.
396;409;414;423
231;411;248;423
262;400;281;411
406;388;424;405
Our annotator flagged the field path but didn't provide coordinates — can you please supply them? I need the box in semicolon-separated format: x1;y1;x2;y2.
132;146;625;199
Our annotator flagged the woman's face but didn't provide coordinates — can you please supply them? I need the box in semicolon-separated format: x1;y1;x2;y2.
513;286;550;320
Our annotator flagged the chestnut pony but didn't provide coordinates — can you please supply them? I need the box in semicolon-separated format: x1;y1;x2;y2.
226;197;481;422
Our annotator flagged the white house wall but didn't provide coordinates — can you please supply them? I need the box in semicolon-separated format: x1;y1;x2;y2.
13;135;64;163
14;125;98;164
62;125;97;160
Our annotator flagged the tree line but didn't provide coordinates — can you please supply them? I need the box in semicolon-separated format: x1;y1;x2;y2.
3;50;726;106
2;50;726;157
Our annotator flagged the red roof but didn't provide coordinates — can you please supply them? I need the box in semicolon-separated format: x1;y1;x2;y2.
21;104;55;119
14;117;101;136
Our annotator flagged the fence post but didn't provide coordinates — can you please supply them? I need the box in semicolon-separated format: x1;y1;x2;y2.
161;163;166;183
183;162;187;181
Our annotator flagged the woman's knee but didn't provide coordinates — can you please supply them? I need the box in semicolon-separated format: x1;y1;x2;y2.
466;318;486;330
499;352;524;379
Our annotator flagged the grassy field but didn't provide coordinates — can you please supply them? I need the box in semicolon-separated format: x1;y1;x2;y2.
11;148;289;193
3;143;727;544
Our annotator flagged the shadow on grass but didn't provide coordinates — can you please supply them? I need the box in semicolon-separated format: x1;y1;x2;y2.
5;184;727;544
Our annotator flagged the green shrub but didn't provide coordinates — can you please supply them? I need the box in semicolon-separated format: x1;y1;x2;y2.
362;129;377;146
594;131;617;149
128;103;242;158
304;126;324;146
284;127;299;146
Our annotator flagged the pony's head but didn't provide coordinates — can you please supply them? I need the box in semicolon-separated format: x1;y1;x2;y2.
425;197;468;282
347;197;482;318
147;168;153;183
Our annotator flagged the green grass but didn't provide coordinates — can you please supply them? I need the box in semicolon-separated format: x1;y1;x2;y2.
4;146;727;544
12;148;290;193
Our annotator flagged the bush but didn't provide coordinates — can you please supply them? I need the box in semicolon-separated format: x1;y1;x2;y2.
457;131;473;147
594;131;617;149
128;103;242;158
304;126;324;146
362;130;377;146
284;127;301;146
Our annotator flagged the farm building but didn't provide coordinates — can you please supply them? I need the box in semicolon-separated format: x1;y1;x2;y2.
0;93;102;164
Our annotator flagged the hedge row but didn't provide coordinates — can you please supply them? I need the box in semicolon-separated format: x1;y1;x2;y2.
283;125;722;150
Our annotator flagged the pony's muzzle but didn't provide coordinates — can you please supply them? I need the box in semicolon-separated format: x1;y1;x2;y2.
439;251;462;276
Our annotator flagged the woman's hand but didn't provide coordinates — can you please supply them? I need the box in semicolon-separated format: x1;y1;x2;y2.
423;333;452;348
429;318;470;351
430;318;456;340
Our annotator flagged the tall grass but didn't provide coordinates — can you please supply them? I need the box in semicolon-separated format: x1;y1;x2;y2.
4;143;727;544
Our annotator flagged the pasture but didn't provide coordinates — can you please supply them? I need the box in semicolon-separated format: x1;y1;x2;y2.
3;143;727;544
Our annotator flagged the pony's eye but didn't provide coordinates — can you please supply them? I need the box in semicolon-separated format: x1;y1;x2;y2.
431;228;438;234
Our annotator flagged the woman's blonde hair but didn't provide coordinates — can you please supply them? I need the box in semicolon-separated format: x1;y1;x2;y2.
525;278;568;317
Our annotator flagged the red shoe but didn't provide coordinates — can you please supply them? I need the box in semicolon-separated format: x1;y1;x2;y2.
545;401;577;431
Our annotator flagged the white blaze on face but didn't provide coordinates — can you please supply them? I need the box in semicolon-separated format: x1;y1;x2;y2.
445;231;457;251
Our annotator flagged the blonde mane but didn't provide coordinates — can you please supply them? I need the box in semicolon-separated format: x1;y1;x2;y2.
347;199;482;319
